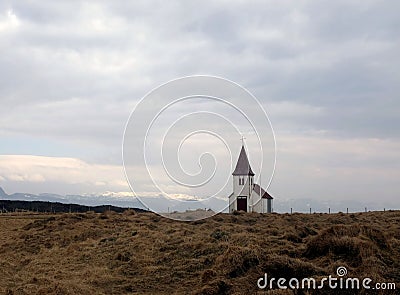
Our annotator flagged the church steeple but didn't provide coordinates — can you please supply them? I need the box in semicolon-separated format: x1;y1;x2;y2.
232;145;254;176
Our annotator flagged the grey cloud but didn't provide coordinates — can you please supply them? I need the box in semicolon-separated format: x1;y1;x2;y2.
304;1;400;42
0;1;399;202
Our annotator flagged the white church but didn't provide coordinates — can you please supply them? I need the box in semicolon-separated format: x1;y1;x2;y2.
228;145;273;213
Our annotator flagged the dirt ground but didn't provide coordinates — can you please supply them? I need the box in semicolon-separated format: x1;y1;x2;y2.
0;210;398;294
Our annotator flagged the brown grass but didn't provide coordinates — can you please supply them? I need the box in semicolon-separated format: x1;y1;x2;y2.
0;211;398;294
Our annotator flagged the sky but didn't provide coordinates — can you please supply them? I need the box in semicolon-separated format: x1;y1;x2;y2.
0;1;399;209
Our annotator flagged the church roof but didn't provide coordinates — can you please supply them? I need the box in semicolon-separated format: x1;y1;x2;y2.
253;183;273;199
232;146;255;176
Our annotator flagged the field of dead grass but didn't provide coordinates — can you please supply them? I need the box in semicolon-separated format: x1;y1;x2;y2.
0;210;398;294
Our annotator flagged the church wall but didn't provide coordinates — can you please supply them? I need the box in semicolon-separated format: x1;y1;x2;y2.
267;199;272;213
233;175;252;197
233;175;253;212
251;191;262;213
228;194;236;213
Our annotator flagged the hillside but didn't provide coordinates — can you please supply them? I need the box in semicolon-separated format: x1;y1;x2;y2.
0;199;147;214
0;211;398;294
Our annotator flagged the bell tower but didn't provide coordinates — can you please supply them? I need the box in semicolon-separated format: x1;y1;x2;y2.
231;144;254;212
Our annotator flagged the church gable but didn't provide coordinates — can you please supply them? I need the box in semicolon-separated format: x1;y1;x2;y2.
253;183;273;199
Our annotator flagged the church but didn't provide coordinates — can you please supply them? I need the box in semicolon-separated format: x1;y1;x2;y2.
228;145;273;213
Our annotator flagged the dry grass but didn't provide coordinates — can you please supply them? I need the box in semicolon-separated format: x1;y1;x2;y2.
0;210;398;294
164;209;215;221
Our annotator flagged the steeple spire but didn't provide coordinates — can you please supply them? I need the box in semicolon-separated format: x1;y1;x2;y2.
232;145;254;176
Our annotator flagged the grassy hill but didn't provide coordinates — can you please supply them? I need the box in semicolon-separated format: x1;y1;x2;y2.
0;199;147;214
0;210;398;294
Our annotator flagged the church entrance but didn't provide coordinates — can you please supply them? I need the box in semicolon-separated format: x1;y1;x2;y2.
237;196;247;212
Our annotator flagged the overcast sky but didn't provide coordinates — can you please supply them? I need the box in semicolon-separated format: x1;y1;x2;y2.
0;1;399;207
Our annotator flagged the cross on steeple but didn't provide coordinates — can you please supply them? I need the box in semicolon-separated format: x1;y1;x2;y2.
240;135;246;146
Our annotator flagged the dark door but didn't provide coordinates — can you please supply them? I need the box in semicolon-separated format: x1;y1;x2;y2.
237;196;247;212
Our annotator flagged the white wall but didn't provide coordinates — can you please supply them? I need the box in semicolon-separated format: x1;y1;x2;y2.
228;193;236;213
233;175;253;212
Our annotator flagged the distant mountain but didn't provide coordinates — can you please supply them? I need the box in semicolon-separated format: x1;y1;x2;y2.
0;187;7;198
0;187;227;214
0;186;147;214
0;187;145;209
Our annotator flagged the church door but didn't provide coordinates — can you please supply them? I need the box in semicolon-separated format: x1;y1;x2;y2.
237;196;247;212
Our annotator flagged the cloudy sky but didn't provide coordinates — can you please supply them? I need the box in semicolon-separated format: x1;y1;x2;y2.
0;1;399;208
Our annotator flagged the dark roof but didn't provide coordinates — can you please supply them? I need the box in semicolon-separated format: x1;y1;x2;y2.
232;146;255;176
253;183;273;199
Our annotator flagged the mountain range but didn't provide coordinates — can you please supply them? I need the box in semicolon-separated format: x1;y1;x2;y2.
0;187;396;214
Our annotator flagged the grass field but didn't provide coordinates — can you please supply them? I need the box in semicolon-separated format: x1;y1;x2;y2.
0;210;398;294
